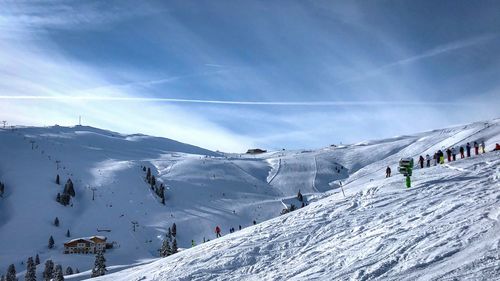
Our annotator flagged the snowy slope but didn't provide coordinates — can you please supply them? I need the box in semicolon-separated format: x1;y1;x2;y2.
0;125;345;278
90;119;500;281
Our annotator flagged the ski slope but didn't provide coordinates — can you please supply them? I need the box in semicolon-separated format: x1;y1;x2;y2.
0;119;499;280
91;119;500;281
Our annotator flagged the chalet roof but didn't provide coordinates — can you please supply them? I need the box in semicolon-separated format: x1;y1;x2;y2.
64;235;107;246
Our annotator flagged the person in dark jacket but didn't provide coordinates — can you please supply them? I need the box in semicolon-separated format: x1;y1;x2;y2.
466;143;471;157
215;226;221;238
438;150;444;164
459;146;465;158
386;166;391;178
433;152;438;166
418;156;424;168
446;148;452;162
426;154;431;167
451;147;456;161
474;141;479;155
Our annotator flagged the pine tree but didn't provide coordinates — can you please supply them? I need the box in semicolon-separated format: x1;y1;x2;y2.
56;174;60;185
167;227;172;240
48;235;54;249
53;264;64;281
5;264;16;281
1;274;4;281
75;268;79;274
172;238;178;254
146;168;151;182
150;175;156;188
0;182;4;197
297;190;303;202
65;179;75;197
65;266;73;275
35;254;40;265
66;229;70;237
160;238;171;257
25;257;36;281
56;193;61;203
91;252;107;277
54;217;59;227
43;260;54;281
172;223;177;237
142;166;146;172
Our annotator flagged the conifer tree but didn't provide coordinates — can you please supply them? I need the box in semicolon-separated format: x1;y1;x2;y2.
35;254;40;265
54;217;59;227
5;264;16;281
150;175;156;188
1;274;4;281
160;239;171;257
53;264;64;281
172;223;177;237
0;182;4;197
146;168;151;182
43;260;54;281
25;257;36;281
75;268;79;274
64;179;75;197
56;193;61;203
91;252;106;277
167;227;172;240
56;174;60;185
172;238;178;254
65;266;73;275
66;229;70;237
48;236;55;249
142;166;146;172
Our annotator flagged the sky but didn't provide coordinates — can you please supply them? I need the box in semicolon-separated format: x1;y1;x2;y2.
0;0;499;152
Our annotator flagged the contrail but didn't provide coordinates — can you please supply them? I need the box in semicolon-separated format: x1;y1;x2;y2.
0;95;473;106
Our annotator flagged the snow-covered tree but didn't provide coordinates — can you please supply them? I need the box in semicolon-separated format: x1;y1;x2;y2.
64;179;75;197
167;227;172;240
53;265;64;281
160;239;171;257
54;217;59;227
5;264;16;281
172;223;177;237
172;238;178;254
48;236;54;249
43;260;54;281
25;257;36;281
65;266;73;275
91;252;106;277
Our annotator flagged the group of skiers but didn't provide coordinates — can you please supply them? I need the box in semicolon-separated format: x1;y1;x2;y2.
214;223;248;239
418;141;486;168
386;140;491;178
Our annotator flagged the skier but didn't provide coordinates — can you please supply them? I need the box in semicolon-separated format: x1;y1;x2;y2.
494;143;500;151
191;240;196;247
215;226;221;238
446;148;452;162
253;220;257;225
451;147;456;161
474;141;479;155
433;152;438;166
438;150;444;164
425;154;431;167
386;166;391;178
239;225;242;230
466;143;471;157
418;156;424;169
459;146;465;159
481;141;486;153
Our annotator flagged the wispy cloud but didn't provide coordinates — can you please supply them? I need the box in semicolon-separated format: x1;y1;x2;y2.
336;34;498;85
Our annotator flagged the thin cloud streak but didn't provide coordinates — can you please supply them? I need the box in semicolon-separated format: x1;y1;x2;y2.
0;95;478;106
336;34;498;85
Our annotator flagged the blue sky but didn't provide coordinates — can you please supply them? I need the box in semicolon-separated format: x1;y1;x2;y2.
0;0;499;152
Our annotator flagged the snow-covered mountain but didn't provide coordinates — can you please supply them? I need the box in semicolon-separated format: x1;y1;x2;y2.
92;119;499;281
1;119;499;280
